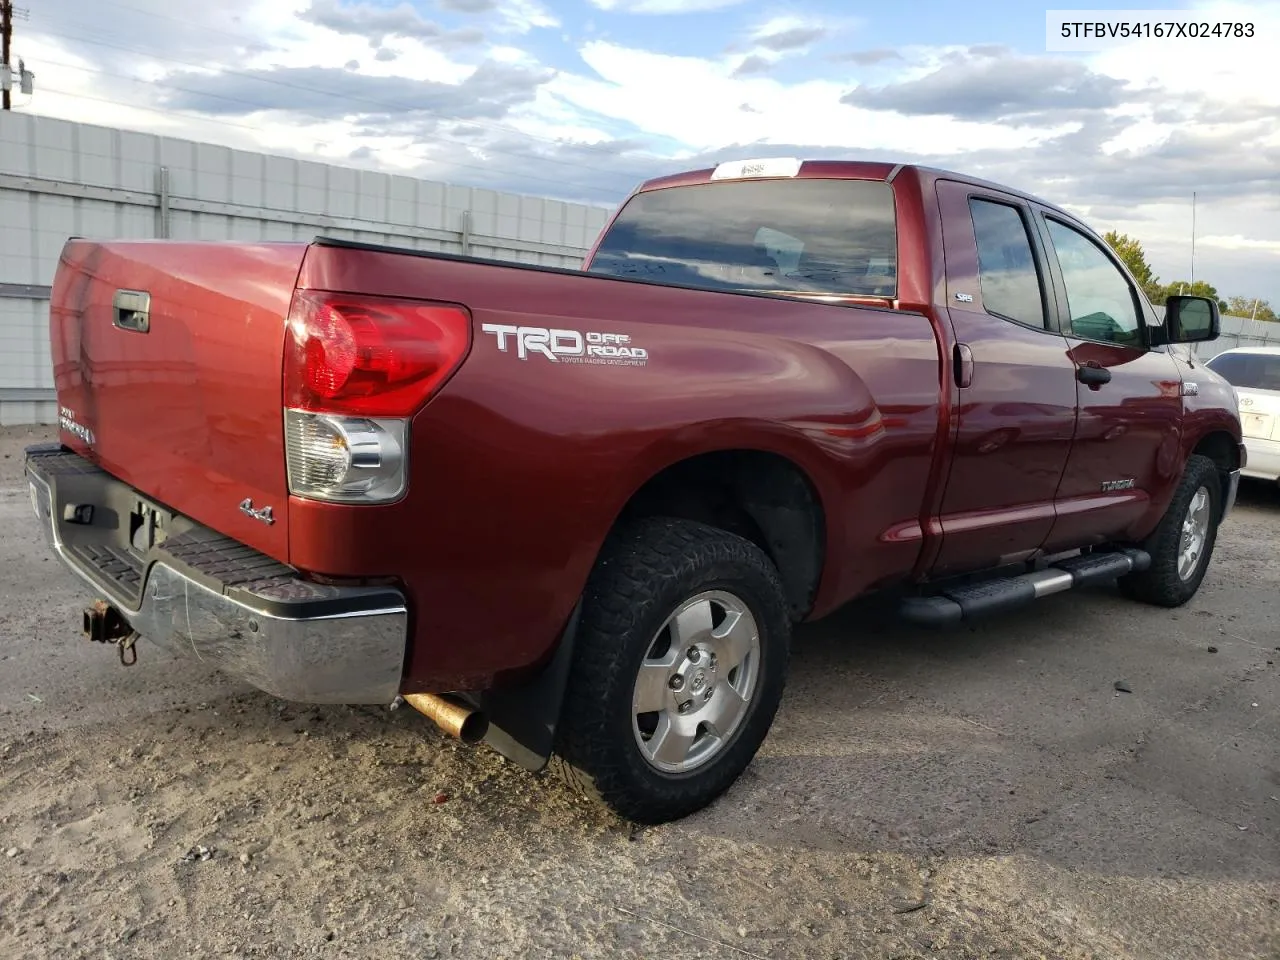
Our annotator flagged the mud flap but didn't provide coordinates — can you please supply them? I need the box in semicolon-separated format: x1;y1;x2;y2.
464;601;582;773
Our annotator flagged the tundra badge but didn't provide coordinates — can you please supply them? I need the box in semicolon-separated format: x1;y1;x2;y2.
239;498;276;525
59;407;96;446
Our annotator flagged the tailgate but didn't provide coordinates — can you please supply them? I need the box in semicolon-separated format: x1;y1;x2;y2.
50;240;308;560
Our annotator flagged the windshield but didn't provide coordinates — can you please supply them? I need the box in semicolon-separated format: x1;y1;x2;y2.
1205;351;1280;391
587;178;898;298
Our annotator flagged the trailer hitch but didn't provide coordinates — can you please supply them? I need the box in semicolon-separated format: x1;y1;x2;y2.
83;600;140;666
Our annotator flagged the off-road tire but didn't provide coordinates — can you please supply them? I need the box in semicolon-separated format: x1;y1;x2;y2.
553;517;791;824
1118;454;1222;607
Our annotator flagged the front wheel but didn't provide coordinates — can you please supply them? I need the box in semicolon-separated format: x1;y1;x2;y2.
554;517;791;824
1119;454;1223;607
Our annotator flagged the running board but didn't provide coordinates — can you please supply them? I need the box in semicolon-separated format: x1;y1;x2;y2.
900;548;1151;626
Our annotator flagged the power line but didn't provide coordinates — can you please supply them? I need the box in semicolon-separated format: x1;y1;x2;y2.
77;0;277;49
31;20;670;185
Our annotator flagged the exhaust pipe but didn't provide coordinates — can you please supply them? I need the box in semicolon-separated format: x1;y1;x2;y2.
403;693;489;744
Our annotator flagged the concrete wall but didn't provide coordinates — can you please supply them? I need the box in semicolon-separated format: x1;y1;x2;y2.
0;113;615;425
1195;313;1280;360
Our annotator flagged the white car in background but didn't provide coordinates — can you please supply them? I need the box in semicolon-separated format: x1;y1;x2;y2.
1204;346;1280;483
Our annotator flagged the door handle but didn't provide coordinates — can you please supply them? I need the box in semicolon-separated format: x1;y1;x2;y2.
1077;364;1111;386
954;342;974;388
113;290;151;334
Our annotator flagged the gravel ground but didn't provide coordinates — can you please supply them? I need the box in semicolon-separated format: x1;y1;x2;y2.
1;424;1277;960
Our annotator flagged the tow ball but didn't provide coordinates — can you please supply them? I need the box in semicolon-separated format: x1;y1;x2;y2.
83;600;140;666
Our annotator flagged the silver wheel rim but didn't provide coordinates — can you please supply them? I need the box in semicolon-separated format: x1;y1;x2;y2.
630;590;762;775
1178;485;1212;581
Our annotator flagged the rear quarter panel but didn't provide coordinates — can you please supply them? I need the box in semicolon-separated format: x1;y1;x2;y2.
291;246;943;691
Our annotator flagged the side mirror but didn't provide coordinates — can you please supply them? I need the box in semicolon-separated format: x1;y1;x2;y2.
1165;295;1220;343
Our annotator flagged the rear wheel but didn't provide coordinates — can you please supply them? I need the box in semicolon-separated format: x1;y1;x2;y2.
1119;454;1222;607
554;517;791;824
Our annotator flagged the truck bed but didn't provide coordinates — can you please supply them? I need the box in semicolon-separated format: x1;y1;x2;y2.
49;235;944;689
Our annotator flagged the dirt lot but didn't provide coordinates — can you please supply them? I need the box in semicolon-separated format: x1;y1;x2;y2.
1;425;1277;960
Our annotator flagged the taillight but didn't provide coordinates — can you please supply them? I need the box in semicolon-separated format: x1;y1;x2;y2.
284;291;472;417
285;411;408;503
282;291;471;504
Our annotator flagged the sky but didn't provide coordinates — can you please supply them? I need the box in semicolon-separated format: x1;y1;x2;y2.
7;0;1280;307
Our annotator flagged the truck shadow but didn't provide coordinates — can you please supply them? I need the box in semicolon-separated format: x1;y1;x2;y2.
684;581;1280;886
1235;477;1280;511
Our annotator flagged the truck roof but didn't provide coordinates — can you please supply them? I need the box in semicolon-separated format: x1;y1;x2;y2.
636;158;1078;223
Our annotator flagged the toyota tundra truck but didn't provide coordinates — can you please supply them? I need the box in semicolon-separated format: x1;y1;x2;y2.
25;158;1244;824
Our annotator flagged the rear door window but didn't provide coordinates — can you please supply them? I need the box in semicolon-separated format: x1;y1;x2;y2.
588;178;898;298
968;198;1048;329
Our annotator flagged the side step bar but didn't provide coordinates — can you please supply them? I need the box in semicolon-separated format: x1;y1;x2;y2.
900;548;1151;626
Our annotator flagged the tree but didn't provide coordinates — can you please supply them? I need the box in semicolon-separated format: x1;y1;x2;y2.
1161;280;1228;312
1102;231;1163;302
1223;295;1277;322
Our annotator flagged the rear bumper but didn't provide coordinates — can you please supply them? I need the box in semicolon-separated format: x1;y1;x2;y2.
24;445;408;704
1241;436;1280;483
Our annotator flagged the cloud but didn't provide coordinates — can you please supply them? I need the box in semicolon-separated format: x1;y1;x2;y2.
20;0;1280;305
844;47;1136;120
755;26;827;52
300;0;485;48
731;55;773;78
841;48;1129;121
160;60;556;124
1198;236;1280;255
490;0;559;32
554;40;1062;156
587;0;747;13
965;43;1009;58
439;0;497;11
830;47;901;66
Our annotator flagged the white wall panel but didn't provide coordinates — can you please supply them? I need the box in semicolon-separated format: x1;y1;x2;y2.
0;112;615;424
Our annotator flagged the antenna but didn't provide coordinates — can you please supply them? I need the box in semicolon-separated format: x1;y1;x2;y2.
1190;191;1197;286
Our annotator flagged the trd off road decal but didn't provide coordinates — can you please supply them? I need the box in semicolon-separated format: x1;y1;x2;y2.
481;324;649;366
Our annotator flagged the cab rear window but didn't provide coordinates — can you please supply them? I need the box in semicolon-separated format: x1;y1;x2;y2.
588;178;898;298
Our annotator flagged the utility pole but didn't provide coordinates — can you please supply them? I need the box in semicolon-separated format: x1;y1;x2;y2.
1;1;31;111
2;0;12;112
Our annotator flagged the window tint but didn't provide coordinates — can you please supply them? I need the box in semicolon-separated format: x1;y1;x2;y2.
1045;218;1141;346
588;178;897;298
1206;352;1280;391
968;199;1046;328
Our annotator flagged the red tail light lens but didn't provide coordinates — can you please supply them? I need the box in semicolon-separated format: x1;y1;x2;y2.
284;291;472;417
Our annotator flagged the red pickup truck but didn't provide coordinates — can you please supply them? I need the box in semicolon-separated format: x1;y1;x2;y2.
26;158;1243;824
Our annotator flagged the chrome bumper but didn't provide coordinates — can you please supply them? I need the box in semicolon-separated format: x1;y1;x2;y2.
26;447;408;704
1222;467;1241;522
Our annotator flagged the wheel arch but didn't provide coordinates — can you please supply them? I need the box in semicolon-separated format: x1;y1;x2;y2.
1189;429;1242;520
607;440;832;622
